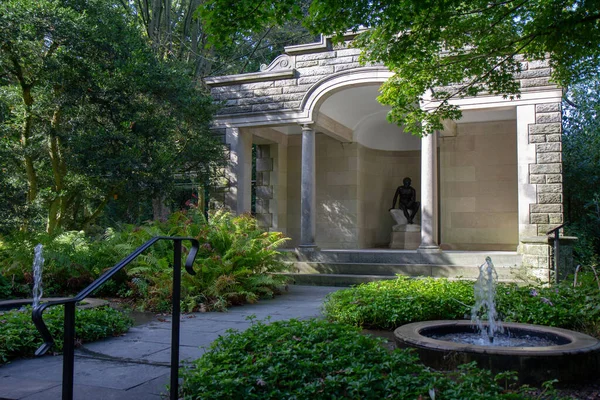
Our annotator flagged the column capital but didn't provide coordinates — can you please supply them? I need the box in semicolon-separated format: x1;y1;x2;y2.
301;123;314;132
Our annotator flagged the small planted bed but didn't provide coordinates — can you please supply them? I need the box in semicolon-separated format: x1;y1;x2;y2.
322;276;600;338
0;306;132;364
179;318;562;399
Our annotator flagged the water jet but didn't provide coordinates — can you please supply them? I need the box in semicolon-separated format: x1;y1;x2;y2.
394;257;600;384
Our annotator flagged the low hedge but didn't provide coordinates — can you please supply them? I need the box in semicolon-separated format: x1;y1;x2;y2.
180;319;561;399
0;305;132;364
323;276;600;337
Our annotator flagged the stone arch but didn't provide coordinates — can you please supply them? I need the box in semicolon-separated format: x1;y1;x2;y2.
300;66;393;123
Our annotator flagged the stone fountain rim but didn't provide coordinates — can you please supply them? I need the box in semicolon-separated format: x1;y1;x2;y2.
394;320;600;356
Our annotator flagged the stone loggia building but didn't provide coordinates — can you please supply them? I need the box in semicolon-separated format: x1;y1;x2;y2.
205;34;569;282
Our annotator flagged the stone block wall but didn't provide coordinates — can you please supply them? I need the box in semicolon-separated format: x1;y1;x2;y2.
207;41;363;116
286;134;360;248
440;120;519;250
528;103;563;236
358;146;420;248
209;44;555;118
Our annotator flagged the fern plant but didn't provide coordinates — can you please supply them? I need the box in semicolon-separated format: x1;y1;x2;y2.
0;205;291;312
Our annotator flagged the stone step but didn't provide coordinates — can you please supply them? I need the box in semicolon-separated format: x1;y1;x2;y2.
285;261;517;280
280;249;522;267
284;273;397;287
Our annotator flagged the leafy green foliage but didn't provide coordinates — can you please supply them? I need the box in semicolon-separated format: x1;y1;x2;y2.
0;273;12;298
180;318;558;399
122;207;291;312
324;277;474;330
0;305;132;364
0;230;130;297
0;207;291;311
120;0;315;78
305;0;600;135
200;0;318;75
0;0;225;233
563;77;600;264
323;276;600;337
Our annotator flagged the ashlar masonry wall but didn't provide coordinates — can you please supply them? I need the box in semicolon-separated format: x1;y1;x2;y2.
529;103;563;234
208;39;363;116
440;120;518;251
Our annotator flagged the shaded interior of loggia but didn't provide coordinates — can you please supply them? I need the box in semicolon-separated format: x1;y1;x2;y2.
247;84;518;251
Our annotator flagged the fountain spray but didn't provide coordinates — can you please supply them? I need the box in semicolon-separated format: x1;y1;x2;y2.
32;244;44;309
471;256;502;343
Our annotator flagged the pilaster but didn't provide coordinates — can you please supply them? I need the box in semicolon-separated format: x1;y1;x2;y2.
225;127;252;213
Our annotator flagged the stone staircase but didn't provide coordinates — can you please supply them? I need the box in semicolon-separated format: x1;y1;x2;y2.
281;249;523;286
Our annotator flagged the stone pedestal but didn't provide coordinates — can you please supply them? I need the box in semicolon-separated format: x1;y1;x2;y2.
389;210;421;249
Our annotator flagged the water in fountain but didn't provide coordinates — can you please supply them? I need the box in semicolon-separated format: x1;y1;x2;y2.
471;256;502;343
429;257;562;347
32;244;44;309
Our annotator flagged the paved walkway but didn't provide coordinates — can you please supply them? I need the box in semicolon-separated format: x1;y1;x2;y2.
0;285;341;400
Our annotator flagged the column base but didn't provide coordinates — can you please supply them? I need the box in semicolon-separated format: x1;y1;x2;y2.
417;245;441;253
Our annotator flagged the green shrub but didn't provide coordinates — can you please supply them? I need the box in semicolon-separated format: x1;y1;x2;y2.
323;276;474;330
0;230;128;297
0;206;291;311
324;276;600;337
0;273;12;299
497;281;600;337
0;305;132;364
180;319;558;399
122;208;291;312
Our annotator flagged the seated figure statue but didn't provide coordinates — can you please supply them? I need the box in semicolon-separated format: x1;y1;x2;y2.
390;177;421;224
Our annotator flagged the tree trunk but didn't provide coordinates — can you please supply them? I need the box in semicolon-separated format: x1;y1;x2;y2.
152;195;170;221
47;107;66;234
20;86;38;204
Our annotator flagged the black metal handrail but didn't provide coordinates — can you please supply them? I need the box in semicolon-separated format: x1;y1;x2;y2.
32;236;199;400
547;224;565;283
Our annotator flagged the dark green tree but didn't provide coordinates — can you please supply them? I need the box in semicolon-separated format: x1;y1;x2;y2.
197;0;600;135
120;0;316;78
306;0;600;135
563;78;600;262
0;0;225;233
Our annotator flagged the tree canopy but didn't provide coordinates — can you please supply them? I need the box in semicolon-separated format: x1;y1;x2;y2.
562;77;600;261
118;0;316;78
311;0;600;135
0;0;225;233
199;0;600;135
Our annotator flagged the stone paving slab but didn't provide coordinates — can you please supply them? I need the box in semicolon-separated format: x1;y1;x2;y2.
4;358;169;390
125;373;170;396
0;377;60;400
0;285;340;399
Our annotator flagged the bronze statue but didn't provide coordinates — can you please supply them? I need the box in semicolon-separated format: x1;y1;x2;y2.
390;177;421;224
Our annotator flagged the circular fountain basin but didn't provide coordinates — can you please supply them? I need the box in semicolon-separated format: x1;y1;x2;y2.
394;320;600;384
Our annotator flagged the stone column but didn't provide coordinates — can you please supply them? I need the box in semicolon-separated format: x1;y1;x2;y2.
299;124;317;249
418;130;440;251
225;127;252;214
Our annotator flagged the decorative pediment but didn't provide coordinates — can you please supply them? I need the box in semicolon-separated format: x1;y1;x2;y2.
260;54;295;72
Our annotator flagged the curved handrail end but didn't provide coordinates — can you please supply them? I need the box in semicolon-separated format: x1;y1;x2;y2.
184;238;200;275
